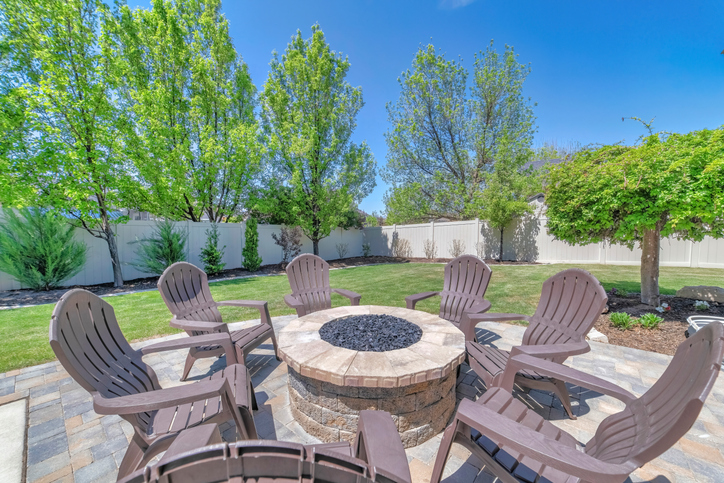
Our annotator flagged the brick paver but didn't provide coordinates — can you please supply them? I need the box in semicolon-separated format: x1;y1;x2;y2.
1;316;723;482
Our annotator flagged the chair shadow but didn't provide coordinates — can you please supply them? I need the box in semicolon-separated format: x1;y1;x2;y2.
474;328;502;345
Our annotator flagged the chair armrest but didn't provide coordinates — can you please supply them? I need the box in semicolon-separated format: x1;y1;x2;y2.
354;410;412;483
500;354;636;404
217;300;272;326
466;312;530;323
455;398;634;483
93;377;234;415
405;291;439;309
458;300;493;341
284;294;306;312
157;425;223;467
138;333;238;364
169;317;227;333
332;288;362;305
510;340;590;359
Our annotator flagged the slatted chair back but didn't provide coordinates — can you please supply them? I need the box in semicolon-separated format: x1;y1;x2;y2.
585;321;724;467
439;255;492;323
50;289;162;434
158;262;224;335
286;254;333;314
521;268;608;363
120;440;407;483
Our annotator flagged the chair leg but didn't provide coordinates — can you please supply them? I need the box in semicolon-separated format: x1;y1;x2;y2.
117;433;148;480
551;378;576;420
430;422;458;483
180;352;196;381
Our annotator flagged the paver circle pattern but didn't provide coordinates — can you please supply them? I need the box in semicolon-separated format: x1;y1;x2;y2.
277;305;466;388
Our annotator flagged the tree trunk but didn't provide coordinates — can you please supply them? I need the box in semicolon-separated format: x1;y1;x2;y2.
313;239;319;256
104;223;124;288
499;227;504;262
640;225;661;306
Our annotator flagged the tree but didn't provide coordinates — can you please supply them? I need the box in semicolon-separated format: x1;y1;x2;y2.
0;0;142;287
545;128;724;306
199;223;226;275
0;209;87;290
107;0;262;222
478;159;540;261
242;218;262;271
132;219;188;275
382;42;536;223
260;25;376;255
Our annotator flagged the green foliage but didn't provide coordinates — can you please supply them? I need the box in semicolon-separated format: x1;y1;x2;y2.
106;0;262;222
199;223;226;275
0;209;87;290
638;313;664;330
382;42;536;223
364;215;379;227
242;218;262;271
133;220;187;275
362;242;371;257
694;300;710;311
609;312;633;330
259;25;376;255
0;0;143;286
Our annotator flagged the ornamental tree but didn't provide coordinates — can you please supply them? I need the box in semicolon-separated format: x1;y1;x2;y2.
545;129;724;306
260;25;376;256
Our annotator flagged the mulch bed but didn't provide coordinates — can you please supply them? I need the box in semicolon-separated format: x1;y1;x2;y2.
0;256;530;307
595;292;724;355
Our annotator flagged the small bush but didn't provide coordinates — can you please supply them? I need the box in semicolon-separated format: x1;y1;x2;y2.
242;218;263;271
475;241;485;259
449;239;466;258
423;239;437;259
610;312;633;330
199;223;226;276
362;242;371;257
0;208;87;290
133;219;187;275
694;300;710;311
271;226;302;264
638;313;664;330
610;287;629;297
336;243;349;259
391;237;412;258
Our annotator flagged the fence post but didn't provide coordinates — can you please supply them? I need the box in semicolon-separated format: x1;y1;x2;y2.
690;240;700;268
186;220;192;262
430;220;435;245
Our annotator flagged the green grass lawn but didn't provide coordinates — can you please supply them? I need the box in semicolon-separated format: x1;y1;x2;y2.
1;263;722;373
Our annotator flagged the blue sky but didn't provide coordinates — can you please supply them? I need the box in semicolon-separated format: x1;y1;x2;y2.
130;0;724;214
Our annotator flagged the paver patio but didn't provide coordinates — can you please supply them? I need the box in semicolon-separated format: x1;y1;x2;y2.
1;316;723;483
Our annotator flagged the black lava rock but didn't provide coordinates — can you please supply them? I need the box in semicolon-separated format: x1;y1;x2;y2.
319;314;423;352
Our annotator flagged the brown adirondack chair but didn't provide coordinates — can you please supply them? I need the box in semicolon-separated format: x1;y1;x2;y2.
431;321;724;483
284;253;361;317
119;410;413;483
466;268;607;419
158;262;279;381
49;289;258;480
405;255;493;342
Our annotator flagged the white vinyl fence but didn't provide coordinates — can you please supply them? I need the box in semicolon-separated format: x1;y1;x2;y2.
1;205;723;290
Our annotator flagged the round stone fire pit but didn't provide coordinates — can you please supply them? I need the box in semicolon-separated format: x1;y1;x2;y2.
277;305;465;448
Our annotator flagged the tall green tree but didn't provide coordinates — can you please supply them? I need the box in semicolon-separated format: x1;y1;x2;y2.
107;0;261;222
545;128;724;306
382;42;536;223
0;0;142;287
260;25;376;255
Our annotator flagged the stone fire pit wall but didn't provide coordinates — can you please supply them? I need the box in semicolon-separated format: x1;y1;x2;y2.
277;306;466;448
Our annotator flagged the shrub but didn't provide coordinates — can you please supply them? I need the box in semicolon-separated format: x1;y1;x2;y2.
610;287;629;297
610;312;633;330
449;239;466;258
133;219;187;275
271;226;302;264
199;223;226;276
0;208;87;290
391;237;412;258
362;242;371;257
694;300;710;311
423;239;437;259
242;218;263;271
638;313;664;330
336;243;349;259
475;241;485;259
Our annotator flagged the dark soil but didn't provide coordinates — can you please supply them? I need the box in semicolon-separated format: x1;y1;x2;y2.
320;314;422;352
0;255;529;307
595;292;724;356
